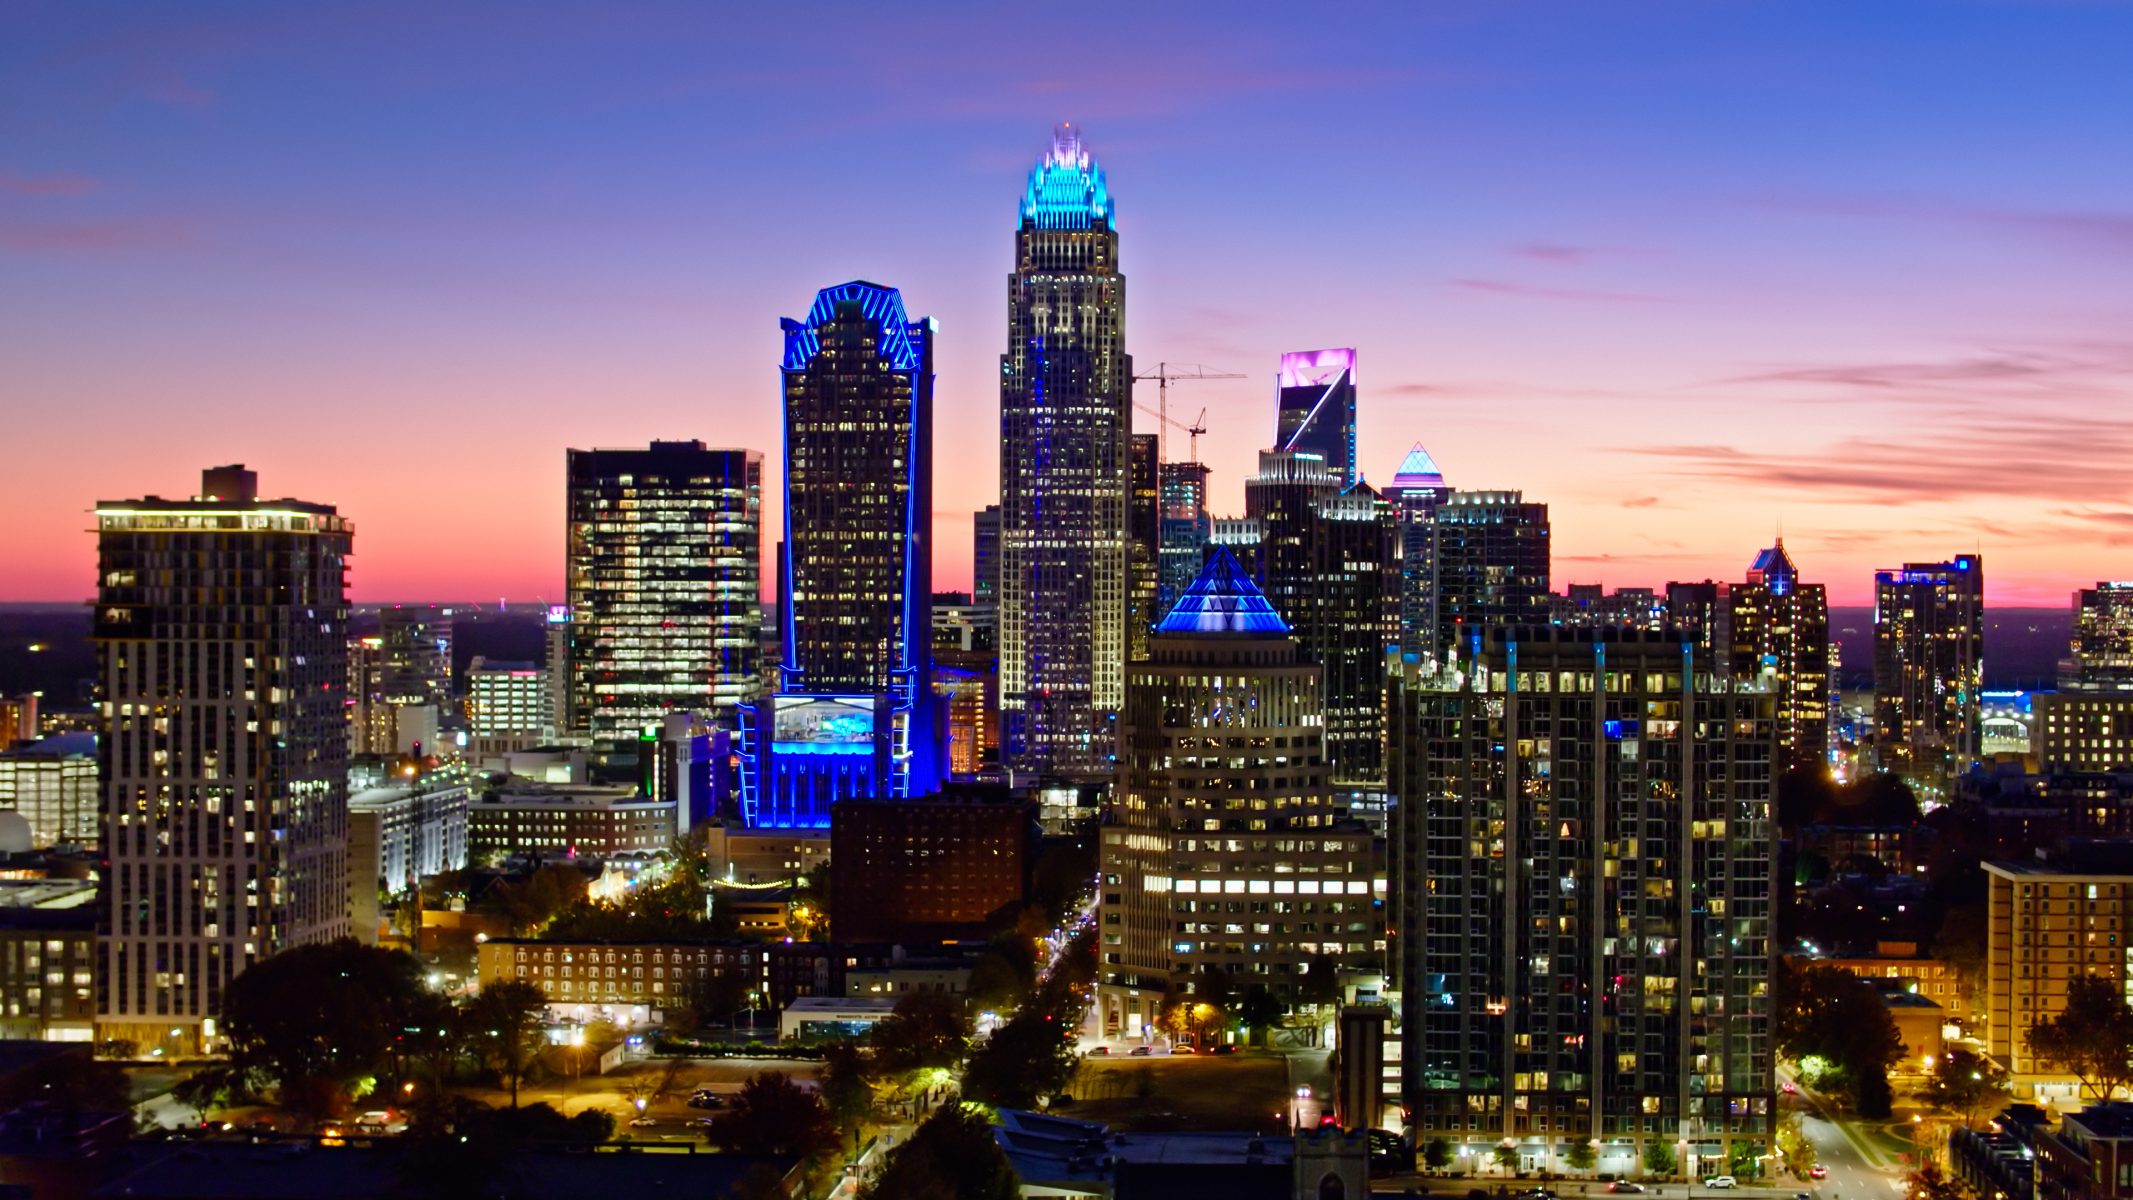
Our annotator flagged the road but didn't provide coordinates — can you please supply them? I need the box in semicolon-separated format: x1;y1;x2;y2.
1783;1069;1908;1200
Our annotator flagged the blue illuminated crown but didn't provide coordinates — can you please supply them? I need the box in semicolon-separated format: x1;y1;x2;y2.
1021;125;1113;231
781;281;923;373
1153;546;1291;636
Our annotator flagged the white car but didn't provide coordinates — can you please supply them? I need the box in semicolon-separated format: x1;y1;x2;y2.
1703;1177;1738;1189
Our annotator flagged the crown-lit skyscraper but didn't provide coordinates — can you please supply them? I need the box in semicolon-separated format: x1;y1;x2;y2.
1873;555;1983;794
1727;538;1830;775
740;282;942;828
998;125;1131;777
95;466;353;1054
1275;348;1358;489
1382;443;1449;664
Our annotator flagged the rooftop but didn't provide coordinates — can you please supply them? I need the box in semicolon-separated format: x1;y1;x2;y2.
1151;546;1290;637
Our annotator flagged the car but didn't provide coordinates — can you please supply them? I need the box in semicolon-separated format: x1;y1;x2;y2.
1782;1081;1799;1094
1085;1045;1110;1056
1129;1045;1154;1056
1796;1192;1814;1200
686;1094;726;1110
1609;1184;1646;1194
1809;1166;1830;1180
1211;1044;1240;1055
628;1117;657;1128
1516;1188;1557;1200
1703;1177;1738;1189
688;1116;718;1129
1171;1045;1195;1054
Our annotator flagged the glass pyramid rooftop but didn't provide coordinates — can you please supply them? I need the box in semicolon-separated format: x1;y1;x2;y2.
1390;442;1445;489
1151;546;1291;636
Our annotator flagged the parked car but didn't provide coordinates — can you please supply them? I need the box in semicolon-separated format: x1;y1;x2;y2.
1782;1081;1799;1094
1609;1183;1646;1194
1809;1166;1829;1180
1703;1177;1738;1189
1084;1045;1110;1056
1211;1044;1240;1056
686;1092;726;1110
1516;1188;1558;1200
1129;1045;1154;1056
1171;1045;1195;1055
628;1117;657;1129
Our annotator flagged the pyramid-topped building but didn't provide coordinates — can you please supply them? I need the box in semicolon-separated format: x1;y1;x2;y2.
1150;545;1291;637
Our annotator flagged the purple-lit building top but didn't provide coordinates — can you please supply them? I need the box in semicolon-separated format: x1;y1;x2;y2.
1276;347;1358;489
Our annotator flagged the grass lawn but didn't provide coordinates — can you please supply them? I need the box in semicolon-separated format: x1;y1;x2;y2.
1064;1055;1292;1133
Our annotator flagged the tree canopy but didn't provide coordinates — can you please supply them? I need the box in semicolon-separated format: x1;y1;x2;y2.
218;938;432;1123
707;1071;839;1160
859;1102;1019;1200
1774;959;1904;1116
2028;974;2133;1103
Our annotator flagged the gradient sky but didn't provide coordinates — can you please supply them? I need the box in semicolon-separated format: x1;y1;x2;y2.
3;1;2130;607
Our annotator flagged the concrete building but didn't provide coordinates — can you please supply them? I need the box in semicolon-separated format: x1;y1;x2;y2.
703;824;830;887
0;733;97;848
1874;556;1985;795
1983;859;2133;1103
1809;941;1970;1022
477;938;765;1023
1156;459;1213;617
998;126;1131;778
1098;548;1378;1037
1389;625;1777;1177
466;657;552;758
2035;693;2133;773
0;877;96;1041
1727;540;1831;775
94;465;352;1054
467;784;677;861
348;770;470;941
829;787;1034;942
1432;489;1551;668
2037;1103;2133;1200
0;695;40;748
1382;443;1449;667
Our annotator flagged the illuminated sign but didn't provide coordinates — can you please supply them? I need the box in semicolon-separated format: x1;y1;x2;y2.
772;696;880;748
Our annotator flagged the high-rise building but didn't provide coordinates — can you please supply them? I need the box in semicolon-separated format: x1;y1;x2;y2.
1245;451;1398;786
1665;580;1728;663
830;786;1035;943
1097;548;1376;1039
740;282;941;828
2065;582;2133;691
379;606;453;706
998;125;1131;778
1275;348;1358;489
347;635;394;756
1128;433;1161;663
972;505;1002;609
1873;556;1984;792
1727;539;1831;776
1389;627;1776;1176
0;696;40;747
0;733;97;848
543;604;574;738
1982;858;2133;1084
94;465;353;1054
467;657;552;758
565;441;763;746
1156;460;1212;614
1383;443;1448;665
1432;490;1551;667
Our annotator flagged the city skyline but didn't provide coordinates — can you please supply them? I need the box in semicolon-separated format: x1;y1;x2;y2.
5;3;2133;607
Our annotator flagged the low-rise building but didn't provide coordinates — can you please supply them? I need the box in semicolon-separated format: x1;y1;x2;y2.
349;771;470;942
468;784;677;860
476;938;766;1025
0;734;96;849
829;787;1034;942
2036;694;2133;774
0;878;96;1041
467;658;553;759
2038;1103;2133;1200
1812;941;1971;1021
703;825;830;886
778;995;898;1041
1985;859;2133;1102
1952;1106;2048;1200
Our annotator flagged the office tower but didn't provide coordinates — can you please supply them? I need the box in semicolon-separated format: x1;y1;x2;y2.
347;634;394;755
1388;627;1776;1176
2065;583;2133;690
0;733;97;847
1727;539;1830;776
1665;580;1727;663
0;696;39;747
1983;858;2133;1080
565;441;763;747
1873;556;1984;792
94;465;352;1054
972;505;1002;609
1275;348;1359;489
1096;549;1375;1039
467;657;552;757
740;282;941;829
1432;490;1551;666
998;125;1131;778
1128;433;1161;662
1245;451;1399;786
1383;443;1448;665
1156;460;1212;613
543;604;574;737
379;607;453;706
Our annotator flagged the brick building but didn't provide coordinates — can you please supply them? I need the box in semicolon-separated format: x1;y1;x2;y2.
829;788;1033;942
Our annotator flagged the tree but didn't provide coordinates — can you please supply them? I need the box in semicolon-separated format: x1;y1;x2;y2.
860;1102;1019;1200
466;980;548;1106
1492;1143;1519;1173
1777;1111;1818;1177
1728;1140;1762;1179
1907;1162;1965;1200
1774;959;1904;1115
962;1010;1077;1109
1298;951;1342;1010
820;1040;876;1151
1926;1046;2011;1127
1565;1140;1596;1172
218;938;432;1125
1233;986;1284;1048
2028;974;2133;1102
1643;1140;1678;1179
1423;1137;1454;1172
870;992;969;1076
707;1071;839;1160
966;932;1039;1014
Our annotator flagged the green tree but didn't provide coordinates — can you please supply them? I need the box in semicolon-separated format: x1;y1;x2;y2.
965;931;1039;1014
1423;1137;1454;1172
1926;1046;2011;1127
465;979;548;1106
218;938;432;1125
962;1010;1078;1109
820;1040;876;1151
707;1071;839;1160
860;1102;1019;1200
1907;1162;1965;1200
1233;986;1284;1048
1774;959;1903;1116
1298;951;1342;1009
1565;1140;1596;1172
1492;1143;1519;1173
1643;1140;1678;1179
1777;1111;1818;1177
1729;1140;1763;1179
2028;974;2133;1102
870;992;970;1075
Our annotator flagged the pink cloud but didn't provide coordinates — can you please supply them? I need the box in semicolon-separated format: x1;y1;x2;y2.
1;172;100;197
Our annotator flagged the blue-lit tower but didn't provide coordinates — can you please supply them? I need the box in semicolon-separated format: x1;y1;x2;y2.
999;125;1131;778
739;281;943;828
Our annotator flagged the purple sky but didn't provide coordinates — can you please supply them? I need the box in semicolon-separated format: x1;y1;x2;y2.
3;0;2130;605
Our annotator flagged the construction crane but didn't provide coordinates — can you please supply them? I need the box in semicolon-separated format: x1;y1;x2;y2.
1132;362;1245;464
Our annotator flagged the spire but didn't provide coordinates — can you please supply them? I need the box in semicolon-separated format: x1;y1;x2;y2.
1020;124;1114;231
1152;546;1291;636
1390;442;1445;489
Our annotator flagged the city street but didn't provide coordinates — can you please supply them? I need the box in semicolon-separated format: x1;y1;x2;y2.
1784;1070;1909;1200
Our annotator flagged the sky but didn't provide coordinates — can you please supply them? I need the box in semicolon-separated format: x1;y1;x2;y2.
2;1;2130;607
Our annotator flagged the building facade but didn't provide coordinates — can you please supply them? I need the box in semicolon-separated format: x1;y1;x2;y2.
1275;348;1359;489
1383;443;1449;666
1156;460;1212;615
1983;860;2133;1101
1128;432;1161;663
0;879;96;1041
998;126;1131;778
467;657;552;758
1432;490;1552;668
95;465;352;1054
2034;694;2133;773
829;788;1034;942
467;785;678;860
1727;539;1831;776
1874;556;1984;794
1389;627;1776;1177
348;772;470;939
0;734;97;848
565;440;763;746
1098;548;1377;1037
478;938;766;1017
2066;583;2133;691
378;606;453;707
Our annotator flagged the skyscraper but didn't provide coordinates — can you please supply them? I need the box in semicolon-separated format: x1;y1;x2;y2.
740;281;941;828
1275;348;1359;488
379;606;453;707
1245;451;1398;786
1096;548;1375;1038
95;465;353;1054
1156;459;1212;614
565;441;763;747
1128;433;1161;663
998;125;1131;778
972;505;1002;609
1727;539;1831;775
1432;489;1552;666
1389;627;1776;1177
2065;582;2133;690
1873;556;1984;793
1382;443;1448;664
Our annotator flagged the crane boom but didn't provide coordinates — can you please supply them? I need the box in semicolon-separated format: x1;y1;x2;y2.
1130;362;1245;465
